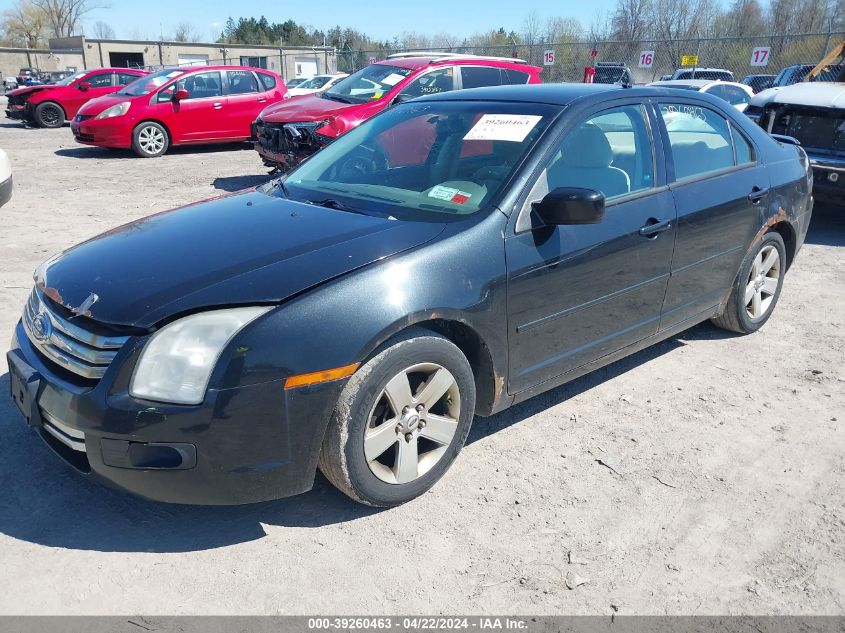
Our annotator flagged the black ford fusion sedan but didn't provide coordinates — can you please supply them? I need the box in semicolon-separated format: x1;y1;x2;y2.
8;84;812;507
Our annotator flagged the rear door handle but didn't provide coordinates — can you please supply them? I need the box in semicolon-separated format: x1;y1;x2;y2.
258;98;267;103
748;186;769;203
639;218;673;238
213;102;223;109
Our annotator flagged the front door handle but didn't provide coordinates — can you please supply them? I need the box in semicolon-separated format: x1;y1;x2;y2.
213;102;223;109
748;186;769;203
258;97;267;103
639;218;673;238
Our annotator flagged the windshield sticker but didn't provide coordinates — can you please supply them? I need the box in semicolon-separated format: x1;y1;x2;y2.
463;114;542;142
429;185;472;204
382;73;406;86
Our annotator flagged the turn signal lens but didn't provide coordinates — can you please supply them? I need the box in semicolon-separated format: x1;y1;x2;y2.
284;362;360;389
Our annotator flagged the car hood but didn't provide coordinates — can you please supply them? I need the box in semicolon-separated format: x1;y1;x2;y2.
36;188;446;328
7;85;53;98
259;93;365;123
77;93;134;115
751;82;845;108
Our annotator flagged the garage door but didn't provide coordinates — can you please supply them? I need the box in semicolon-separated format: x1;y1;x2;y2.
178;54;209;67
294;58;318;77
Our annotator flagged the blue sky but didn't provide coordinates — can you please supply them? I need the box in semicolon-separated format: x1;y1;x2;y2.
89;0;611;42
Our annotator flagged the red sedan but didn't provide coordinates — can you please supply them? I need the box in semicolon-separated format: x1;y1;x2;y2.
5;68;148;128
71;66;286;157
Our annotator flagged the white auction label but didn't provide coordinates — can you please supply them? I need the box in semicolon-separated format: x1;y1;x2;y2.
463;114;542;142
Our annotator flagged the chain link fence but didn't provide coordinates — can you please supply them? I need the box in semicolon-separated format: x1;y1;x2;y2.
341;31;845;84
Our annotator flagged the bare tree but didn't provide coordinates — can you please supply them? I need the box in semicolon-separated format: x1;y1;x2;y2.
522;10;543;45
1;0;47;47
30;0;104;38
171;21;199;43
91;19;113;38
610;0;653;41
587;9;613;41
545;16;583;43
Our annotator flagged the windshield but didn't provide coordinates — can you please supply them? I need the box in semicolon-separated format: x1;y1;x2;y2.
55;70;87;86
324;64;414;104
297;75;333;90
118;68;185;96
277;101;556;221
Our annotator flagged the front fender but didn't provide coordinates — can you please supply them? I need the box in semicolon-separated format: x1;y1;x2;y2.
218;211;511;412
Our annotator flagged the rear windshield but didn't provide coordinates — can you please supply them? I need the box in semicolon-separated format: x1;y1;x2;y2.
323;64;414;104
676;70;732;81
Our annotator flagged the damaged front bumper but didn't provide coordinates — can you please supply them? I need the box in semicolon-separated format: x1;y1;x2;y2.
7;317;346;505
252;119;333;171
5;103;28;121
808;154;845;205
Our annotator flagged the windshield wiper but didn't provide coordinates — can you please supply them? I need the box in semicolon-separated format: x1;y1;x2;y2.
305;198;369;215
322;92;354;104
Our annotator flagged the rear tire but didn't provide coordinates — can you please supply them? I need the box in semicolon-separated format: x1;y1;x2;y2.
34;101;65;128
318;328;476;507
711;231;786;334
132;122;169;157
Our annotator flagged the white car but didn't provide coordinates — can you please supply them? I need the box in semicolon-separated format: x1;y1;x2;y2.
0;147;11;208
648;79;755;112
286;73;349;98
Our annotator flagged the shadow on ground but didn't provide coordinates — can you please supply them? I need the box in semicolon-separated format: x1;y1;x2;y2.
805;203;845;247
0;322;710;554
54;142;254;160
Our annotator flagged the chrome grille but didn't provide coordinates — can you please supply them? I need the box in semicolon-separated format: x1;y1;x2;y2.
22;288;128;379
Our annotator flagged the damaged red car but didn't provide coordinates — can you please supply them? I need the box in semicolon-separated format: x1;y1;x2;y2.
252;53;543;172
5;68;148;128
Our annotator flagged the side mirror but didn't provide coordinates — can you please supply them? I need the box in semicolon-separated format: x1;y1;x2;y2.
78;81;91;91
532;187;605;226
391;93;414;106
173;89;190;101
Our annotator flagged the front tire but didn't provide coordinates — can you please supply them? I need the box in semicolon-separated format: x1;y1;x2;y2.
711;231;786;334
34;101;65;128
132;122;169;157
318;329;476;507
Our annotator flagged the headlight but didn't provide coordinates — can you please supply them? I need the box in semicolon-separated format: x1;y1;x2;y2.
95;101;131;119
130;306;272;405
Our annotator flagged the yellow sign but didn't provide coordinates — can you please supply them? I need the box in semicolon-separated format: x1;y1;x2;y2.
681;55;699;66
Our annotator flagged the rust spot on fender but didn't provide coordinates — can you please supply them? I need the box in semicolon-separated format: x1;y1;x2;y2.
752;206;788;244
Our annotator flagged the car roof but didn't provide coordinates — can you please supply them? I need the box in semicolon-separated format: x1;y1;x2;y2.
168;65;276;73
650;79;710;88
418;82;746;108
419;83;622;105
675;67;732;73
94;67;147;73
377;56;532;71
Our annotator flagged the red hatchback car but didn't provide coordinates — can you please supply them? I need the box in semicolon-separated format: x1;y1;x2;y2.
5;68;148;128
71;66;286;157
253;53;543;171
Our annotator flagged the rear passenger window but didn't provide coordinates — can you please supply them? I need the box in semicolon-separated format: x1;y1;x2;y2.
501;68;531;85
461;66;503;89
227;70;259;94
544;104;654;200
257;73;276;90
732;124;755;164
660;104;734;180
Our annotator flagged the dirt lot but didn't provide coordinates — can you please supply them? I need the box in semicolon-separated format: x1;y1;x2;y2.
0;103;843;616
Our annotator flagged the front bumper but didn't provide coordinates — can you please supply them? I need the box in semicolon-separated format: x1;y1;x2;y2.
809;155;845;205
0;174;11;208
252;120;332;170
5;104;27;121
8;320;345;505
71;115;132;148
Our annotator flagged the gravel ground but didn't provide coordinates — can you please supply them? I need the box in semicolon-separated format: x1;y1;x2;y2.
0;104;843;616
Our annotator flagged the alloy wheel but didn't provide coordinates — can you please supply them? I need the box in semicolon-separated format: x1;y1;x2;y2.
744;244;780;320
364;362;461;485
40;104;62;126
138;126;166;155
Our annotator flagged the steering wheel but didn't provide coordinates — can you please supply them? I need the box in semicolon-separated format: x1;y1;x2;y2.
335;145;388;180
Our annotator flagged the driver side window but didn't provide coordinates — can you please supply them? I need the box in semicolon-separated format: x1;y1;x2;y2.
546;104;654;200
399;68;455;99
87;73;113;88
